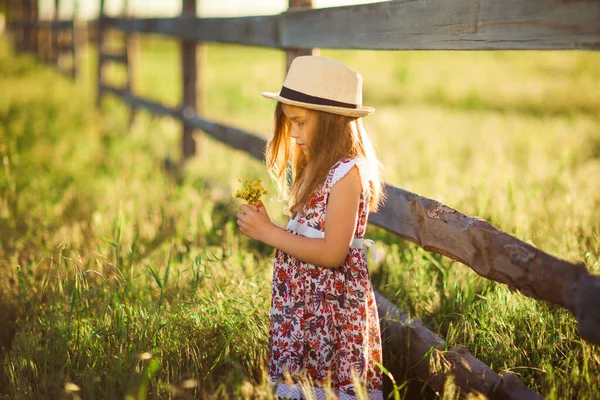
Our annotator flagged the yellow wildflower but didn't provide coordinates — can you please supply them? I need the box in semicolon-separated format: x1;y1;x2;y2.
233;178;268;204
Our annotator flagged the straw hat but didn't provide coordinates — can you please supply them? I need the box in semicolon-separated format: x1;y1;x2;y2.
261;56;374;118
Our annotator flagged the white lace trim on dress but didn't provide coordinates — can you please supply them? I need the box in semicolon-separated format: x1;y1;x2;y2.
273;382;383;400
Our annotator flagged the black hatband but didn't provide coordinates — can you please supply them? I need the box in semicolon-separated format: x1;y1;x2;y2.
279;86;357;109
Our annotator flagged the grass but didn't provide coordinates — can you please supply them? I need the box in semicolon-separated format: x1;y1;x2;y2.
0;32;599;399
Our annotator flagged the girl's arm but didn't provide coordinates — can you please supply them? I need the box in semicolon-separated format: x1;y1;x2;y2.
237;166;362;268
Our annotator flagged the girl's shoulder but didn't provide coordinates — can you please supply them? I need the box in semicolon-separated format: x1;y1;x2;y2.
328;157;372;190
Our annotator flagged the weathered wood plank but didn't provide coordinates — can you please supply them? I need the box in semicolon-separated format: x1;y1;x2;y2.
9;20;73;30
101;85;179;118
369;185;600;345
72;21;84;81
100;0;600;50
123;0;140;129
96;0;106;108
280;0;600;50
181;0;199;160
100;85;267;161
50;20;73;30
184;114;267;162
51;0;60;63
22;0;33;52
376;292;542;399
103;15;279;48
31;0;38;54
285;0;318;71
13;0;600;50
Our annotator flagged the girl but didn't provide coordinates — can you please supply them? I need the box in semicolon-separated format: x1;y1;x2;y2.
236;56;385;400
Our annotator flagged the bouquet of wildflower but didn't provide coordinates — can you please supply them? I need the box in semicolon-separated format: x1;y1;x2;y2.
233;178;268;204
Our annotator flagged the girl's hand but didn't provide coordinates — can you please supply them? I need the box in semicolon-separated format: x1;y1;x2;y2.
236;201;274;243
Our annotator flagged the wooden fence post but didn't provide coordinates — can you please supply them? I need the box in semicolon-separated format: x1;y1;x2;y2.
286;0;318;71
11;0;25;52
180;0;203;161
19;0;39;55
124;0;140;129
31;0;38;56
72;0;83;81
96;0;105;108
52;0;60;64
22;0;32;52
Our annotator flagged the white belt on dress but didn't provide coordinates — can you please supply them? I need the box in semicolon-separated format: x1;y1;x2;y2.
286;219;384;263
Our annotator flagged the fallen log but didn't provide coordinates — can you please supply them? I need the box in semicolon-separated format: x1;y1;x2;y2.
375;291;544;400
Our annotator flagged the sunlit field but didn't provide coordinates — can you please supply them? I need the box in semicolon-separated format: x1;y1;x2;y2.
1;33;599;399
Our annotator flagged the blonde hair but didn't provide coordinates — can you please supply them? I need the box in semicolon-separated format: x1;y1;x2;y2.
266;102;385;214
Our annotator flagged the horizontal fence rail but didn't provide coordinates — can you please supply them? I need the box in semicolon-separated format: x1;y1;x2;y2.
100;85;268;161
102;15;279;48
94;0;600;50
99;83;600;346
9;19;74;30
101;52;127;64
278;0;600;50
13;0;599;50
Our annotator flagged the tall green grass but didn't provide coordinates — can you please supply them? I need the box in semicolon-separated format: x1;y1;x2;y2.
1;34;599;399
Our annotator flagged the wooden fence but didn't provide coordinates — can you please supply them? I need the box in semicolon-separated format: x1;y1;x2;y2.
5;0;600;398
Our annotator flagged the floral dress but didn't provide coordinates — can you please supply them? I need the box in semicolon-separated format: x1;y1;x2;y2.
268;157;383;400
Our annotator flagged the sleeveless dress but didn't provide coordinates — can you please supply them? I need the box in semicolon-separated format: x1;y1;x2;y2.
268;157;384;400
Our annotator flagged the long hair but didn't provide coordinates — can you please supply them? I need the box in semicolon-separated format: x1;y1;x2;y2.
265;102;385;215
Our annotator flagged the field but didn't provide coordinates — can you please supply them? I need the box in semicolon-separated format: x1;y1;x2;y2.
1;32;599;399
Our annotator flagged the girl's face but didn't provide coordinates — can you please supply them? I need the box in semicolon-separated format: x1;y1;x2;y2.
282;103;316;156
